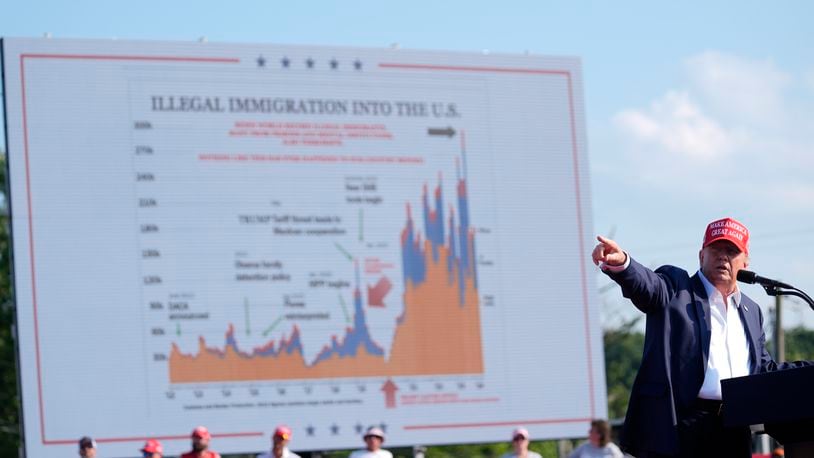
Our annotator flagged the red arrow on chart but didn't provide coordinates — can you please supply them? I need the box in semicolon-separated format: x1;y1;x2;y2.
367;276;392;307
381;379;398;409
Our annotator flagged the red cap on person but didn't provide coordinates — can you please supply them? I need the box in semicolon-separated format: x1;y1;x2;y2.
192;426;211;440
273;425;292;441
702;217;749;254
141;439;163;454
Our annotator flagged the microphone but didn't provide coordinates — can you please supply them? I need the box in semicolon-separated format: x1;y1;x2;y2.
736;270;794;289
738;270;814;311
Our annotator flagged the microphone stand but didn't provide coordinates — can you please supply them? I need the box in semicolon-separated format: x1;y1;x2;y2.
759;284;814;311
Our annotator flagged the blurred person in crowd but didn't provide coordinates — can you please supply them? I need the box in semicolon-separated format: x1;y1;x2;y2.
141;439;164;458
79;436;96;458
348;426;393;458
500;427;542;458
181;426;221;458
568;420;623;458
258;425;301;458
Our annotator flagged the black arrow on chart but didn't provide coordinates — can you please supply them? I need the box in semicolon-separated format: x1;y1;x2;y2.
427;126;456;138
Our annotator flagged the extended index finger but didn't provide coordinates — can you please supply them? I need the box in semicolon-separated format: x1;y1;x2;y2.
596;235;612;246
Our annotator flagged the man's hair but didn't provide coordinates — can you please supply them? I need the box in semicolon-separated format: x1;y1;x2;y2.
591;419;611;447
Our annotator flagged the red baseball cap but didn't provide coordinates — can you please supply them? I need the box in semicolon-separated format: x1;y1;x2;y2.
273;425;292;441
141;439;163;454
191;426;211;440
702;217;749;254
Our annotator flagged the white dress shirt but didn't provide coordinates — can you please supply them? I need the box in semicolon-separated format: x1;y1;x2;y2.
696;270;751;400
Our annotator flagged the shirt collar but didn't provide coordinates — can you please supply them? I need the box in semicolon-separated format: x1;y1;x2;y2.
697;269;742;307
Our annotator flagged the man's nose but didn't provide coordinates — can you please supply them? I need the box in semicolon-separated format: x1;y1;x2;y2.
715;251;730;261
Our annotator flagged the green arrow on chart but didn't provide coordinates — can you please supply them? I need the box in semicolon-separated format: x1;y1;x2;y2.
334;242;353;261
262;315;285;337
359;208;364;242
338;294;351;324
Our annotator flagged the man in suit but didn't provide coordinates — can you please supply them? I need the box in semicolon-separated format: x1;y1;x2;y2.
592;217;809;457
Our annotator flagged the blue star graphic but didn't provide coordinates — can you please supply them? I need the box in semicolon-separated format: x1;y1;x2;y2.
354;60;363;70
306;58;315;69
256;56;266;67
281;57;290;68
330;59;339;70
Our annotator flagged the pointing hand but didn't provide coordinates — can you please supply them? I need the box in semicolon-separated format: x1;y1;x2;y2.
592;235;626;267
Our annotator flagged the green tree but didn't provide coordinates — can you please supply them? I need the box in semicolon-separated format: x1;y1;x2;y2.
603;317;644;420
0;152;20;455
774;325;814;362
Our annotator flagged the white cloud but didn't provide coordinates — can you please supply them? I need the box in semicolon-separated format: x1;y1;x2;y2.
613;90;737;160
607;50;814;211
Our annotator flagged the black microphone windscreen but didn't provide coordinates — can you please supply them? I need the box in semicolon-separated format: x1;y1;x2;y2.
737;270;757;284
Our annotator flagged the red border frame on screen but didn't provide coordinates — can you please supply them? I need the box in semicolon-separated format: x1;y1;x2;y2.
17;53;597;445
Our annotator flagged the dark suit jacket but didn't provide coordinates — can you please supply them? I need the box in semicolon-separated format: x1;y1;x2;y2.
605;258;808;456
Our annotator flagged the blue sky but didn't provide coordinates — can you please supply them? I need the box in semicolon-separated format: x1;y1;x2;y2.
2;1;814;328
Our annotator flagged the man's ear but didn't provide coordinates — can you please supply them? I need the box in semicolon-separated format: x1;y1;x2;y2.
698;249;704;266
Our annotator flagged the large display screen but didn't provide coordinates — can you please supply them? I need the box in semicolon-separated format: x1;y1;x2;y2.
2;37;604;457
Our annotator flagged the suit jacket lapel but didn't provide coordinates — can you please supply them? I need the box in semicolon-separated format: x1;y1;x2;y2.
691;273;712;365
737;297;761;372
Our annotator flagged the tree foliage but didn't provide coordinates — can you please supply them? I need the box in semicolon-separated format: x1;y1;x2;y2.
602;317;644;420
0;152;19;455
774;326;814;362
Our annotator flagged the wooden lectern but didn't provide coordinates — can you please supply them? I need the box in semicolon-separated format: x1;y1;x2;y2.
722;366;814;458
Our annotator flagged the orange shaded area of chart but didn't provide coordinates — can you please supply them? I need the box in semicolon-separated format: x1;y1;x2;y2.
169;168;483;382
387;243;482;375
